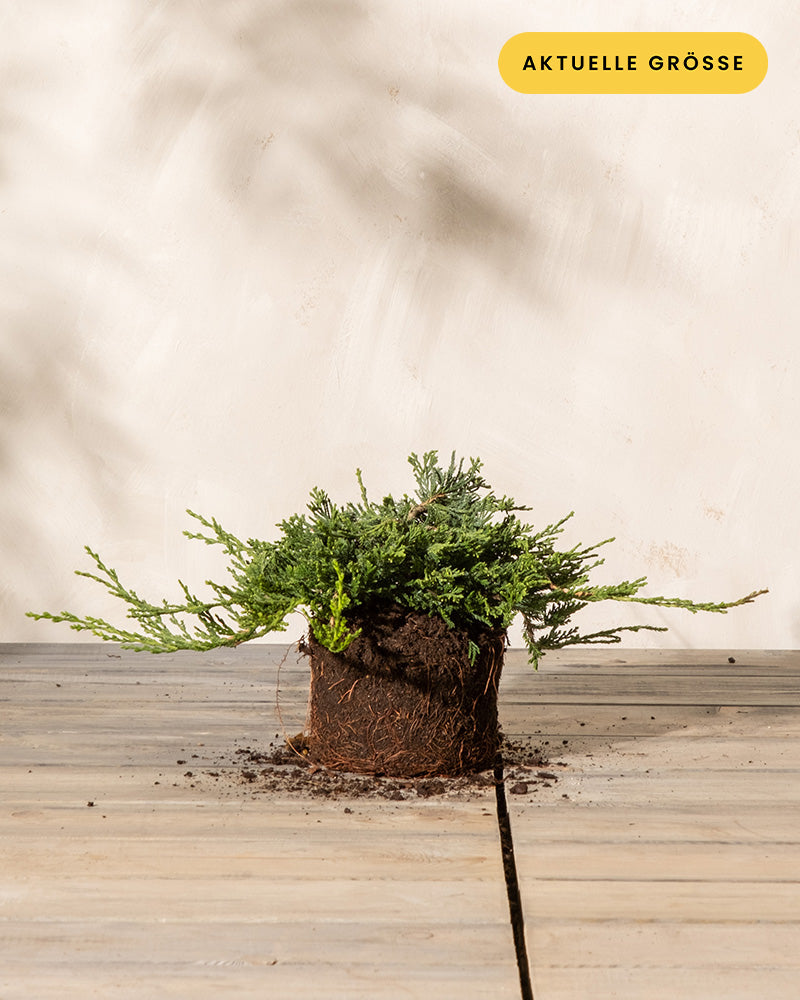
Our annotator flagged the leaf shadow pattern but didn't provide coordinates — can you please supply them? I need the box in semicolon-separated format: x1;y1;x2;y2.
3;2;676;638
0;60;139;635
125;0;667;310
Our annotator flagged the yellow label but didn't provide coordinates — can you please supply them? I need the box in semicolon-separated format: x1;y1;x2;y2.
498;32;767;94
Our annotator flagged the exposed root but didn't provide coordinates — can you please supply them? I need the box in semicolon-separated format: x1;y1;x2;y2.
303;604;506;777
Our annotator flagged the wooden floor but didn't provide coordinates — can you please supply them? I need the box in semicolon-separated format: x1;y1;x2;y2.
2;644;799;999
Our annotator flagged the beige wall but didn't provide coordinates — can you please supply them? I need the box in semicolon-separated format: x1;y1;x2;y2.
3;1;797;650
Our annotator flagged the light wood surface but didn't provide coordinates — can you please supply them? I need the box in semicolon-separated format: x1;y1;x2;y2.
2;643;799;998
501;647;800;1000
0;643;515;999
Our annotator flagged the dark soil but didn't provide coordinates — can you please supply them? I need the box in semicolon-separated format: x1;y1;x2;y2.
305;603;506;776
182;733;565;802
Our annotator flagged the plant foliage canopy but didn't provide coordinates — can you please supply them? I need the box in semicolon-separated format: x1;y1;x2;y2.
30;451;766;666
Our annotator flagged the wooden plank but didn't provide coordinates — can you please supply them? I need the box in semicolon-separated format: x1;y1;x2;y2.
513;770;800;808
529;967;800;1000
526;923;800;1000
501;703;800;737
499;648;800;707
0;962;519;1000
501;679;800;706
15;761;800;808
0;642;297;664
510;841;800;881
506;648;799;669
503;647;800;999
499;802;800;843
0;644;518;999
517;878;800;922
531;921;800;965
10;642;792;663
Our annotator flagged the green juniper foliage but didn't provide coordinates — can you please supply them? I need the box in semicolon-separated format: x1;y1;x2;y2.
29;452;766;667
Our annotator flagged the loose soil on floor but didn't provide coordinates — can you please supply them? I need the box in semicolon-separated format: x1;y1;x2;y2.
180;734;566;802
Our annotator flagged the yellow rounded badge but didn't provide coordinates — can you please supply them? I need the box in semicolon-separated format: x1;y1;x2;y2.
498;32;767;94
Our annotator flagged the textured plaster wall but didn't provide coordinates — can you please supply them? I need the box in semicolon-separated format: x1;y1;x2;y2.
2;1;798;649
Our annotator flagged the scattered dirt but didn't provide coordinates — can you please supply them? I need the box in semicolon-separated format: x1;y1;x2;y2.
181;733;566;802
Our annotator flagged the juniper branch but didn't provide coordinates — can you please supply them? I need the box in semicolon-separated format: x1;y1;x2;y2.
29;451;768;663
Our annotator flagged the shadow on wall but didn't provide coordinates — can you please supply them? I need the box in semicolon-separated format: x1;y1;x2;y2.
117;0;675;488
126;0;665;309
3;1;672;637
0;48;138;633
0;279;138;633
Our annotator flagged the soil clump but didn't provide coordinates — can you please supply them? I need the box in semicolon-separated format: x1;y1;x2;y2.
305;603;506;776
